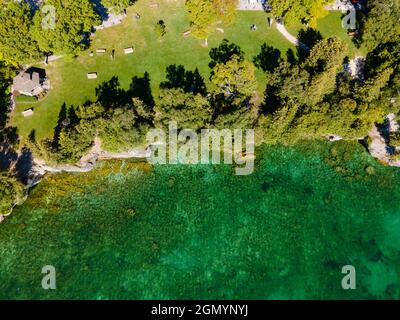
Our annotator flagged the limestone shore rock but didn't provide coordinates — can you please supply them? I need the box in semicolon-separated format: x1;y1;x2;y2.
1;141;152;222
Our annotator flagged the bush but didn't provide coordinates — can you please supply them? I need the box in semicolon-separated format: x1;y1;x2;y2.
0;173;25;214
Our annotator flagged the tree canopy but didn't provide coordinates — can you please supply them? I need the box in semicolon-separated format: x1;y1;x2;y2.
0;172;24;214
361;0;400;52
32;0;101;55
0;1;41;65
185;0;238;43
155;88;212;130
269;0;330;27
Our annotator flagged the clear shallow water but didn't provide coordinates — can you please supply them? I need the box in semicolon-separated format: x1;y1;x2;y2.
0;141;400;299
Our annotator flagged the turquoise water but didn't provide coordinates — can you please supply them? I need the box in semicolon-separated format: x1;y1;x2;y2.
0;141;400;299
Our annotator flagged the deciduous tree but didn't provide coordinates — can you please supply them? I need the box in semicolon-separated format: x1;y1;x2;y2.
0;1;41;65
185;0;238;45
32;0;101;55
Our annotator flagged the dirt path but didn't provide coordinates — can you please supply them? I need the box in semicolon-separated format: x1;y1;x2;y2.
275;22;309;51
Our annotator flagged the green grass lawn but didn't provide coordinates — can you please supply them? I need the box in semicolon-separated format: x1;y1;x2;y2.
14;95;38;103
316;11;364;57
11;0;357;143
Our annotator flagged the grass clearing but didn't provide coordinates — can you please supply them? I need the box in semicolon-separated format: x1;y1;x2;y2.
316;11;364;56
11;0;356;142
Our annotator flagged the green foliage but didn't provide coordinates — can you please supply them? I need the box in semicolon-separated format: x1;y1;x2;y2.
355;68;394;103
304;38;348;105
0;1;41;65
56;103;104;161
4;0;399;163
209;39;244;68
102;0;136;14
211;55;258;103
58;125;95;161
14;95;38;103
0;172;24;214
99;106;149;152
390;130;400;147
0;62;10;140
269;0;330;27
26;134;60;165
132;97;154;122
257;36;393;143
363;41;400;113
213;102;258;130
266;37;347;107
29;95;154;161
155;88;212;130
185;0;238;41
365;42;400;79
361;0;400;51
32;0;101;55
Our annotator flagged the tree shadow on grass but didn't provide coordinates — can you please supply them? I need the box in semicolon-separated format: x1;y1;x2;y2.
129;72;155;108
286;48;298;65
97;74;157;111
261;85;281;115
160;65;207;96
96;76;130;109
209;39;245;69
253;44;282;72
53;103;67;146
297;28;323;61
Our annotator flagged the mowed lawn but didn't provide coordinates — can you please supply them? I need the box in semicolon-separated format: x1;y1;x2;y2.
316;11;363;56
12;0;355;142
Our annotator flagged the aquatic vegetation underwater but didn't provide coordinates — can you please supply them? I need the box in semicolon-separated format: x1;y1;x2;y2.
0;141;399;299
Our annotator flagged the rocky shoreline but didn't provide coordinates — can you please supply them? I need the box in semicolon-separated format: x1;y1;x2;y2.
2;119;400;223
0;141;151;222
367;113;400;167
